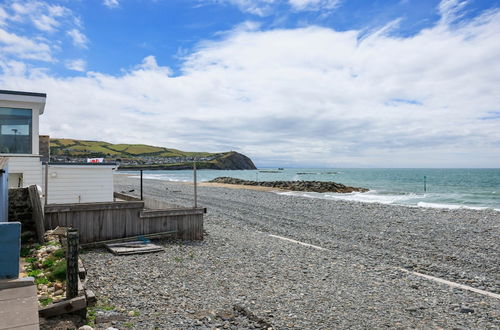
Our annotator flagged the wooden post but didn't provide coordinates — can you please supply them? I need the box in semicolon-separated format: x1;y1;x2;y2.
28;185;45;244
193;160;197;208
424;176;427;192
66;228;79;299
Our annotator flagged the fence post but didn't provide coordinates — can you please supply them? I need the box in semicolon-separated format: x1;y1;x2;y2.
193;160;197;208
140;170;143;200
66;228;79;299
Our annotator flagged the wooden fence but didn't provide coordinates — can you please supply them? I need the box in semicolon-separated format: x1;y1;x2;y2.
44;201;204;243
114;192;178;209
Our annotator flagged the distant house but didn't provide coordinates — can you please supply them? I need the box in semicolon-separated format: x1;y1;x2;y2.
0;90;46;188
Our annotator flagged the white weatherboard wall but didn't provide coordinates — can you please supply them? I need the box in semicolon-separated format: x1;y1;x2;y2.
7;156;42;188
46;165;115;204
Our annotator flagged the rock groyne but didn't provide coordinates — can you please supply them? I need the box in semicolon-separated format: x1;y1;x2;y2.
209;177;369;193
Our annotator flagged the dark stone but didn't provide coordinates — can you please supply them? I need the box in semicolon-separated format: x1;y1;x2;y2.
459;307;474;314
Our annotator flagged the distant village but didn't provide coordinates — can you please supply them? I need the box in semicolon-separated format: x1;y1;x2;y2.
50;154;219;166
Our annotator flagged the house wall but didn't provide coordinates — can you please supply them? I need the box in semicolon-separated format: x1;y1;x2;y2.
45;165;115;204
6;156;42;188
1;96;45;189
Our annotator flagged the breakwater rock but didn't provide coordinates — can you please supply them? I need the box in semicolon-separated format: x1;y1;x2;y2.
209;177;369;193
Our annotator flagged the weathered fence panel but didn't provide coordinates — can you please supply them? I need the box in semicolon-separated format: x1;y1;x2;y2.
114;192;180;209
44;201;204;243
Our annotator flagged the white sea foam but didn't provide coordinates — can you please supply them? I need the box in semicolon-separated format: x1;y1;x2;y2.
278;190;421;205
416;202;497;211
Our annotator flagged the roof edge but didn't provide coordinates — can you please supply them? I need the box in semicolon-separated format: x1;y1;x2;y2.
0;90;47;98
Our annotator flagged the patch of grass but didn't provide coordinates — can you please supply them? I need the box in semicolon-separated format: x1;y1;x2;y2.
52;248;65;259
123;322;134;328
86;307;97;327
39;297;53;306
28;269;43;277
47;260;66;282
42;257;56;269
173;256;183;263
25;257;37;264
131;310;140;316
35;277;49;285
20;246;32;257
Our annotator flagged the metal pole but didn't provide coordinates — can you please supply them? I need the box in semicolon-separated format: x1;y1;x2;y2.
193;160;197;208
424;176;427;192
44;163;48;205
140;170;143;200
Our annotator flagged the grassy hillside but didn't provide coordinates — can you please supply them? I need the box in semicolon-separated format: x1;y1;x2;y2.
50;138;214;158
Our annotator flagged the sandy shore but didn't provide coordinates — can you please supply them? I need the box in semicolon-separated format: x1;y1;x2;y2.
81;176;500;329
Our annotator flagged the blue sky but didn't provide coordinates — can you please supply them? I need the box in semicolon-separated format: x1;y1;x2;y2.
1;0;500;167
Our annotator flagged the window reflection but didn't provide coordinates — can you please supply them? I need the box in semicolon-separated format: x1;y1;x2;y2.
0;107;32;154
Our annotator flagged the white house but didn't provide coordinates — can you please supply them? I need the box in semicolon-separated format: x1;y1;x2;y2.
1;89;117;204
0;90;46;188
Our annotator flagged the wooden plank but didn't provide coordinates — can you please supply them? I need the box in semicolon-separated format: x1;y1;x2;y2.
38;296;87;318
105;241;165;255
113;192;141;201
45;201;144;213
140;208;205;218
0;285;39;330
28;185;45;244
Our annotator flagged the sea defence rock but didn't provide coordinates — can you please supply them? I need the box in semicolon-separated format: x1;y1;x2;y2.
209;177;369;193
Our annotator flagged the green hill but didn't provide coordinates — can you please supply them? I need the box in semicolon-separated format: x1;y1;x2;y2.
50;138;213;158
49;138;256;170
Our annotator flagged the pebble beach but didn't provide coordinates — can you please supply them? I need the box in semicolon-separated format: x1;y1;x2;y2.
81;175;500;329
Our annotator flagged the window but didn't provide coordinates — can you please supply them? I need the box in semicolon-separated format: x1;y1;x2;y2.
0;107;32;154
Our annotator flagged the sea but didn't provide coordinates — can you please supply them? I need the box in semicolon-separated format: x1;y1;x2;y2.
122;168;500;211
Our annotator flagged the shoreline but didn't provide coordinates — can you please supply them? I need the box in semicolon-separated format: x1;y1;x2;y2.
114;173;500;212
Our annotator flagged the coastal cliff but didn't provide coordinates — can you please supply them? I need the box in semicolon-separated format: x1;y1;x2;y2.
210;177;368;193
49;138;257;170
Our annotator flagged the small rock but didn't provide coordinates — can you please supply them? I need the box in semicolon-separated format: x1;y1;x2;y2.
128;310;136;317
54;282;63;290
78;326;94;330
54;289;63;296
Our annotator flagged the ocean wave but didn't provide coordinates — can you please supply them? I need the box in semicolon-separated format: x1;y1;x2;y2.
277;190;421;204
276;190;500;211
416;202;498;211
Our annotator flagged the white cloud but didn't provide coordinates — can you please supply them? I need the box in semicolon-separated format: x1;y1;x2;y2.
1;1;500;167
288;0;341;11
67;29;88;48
65;59;86;72
0;1;84;69
0;28;52;61
438;0;469;25
202;0;340;16
103;0;120;9
9;1;71;32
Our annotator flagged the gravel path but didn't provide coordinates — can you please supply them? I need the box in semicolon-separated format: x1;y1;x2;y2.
81;176;500;329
